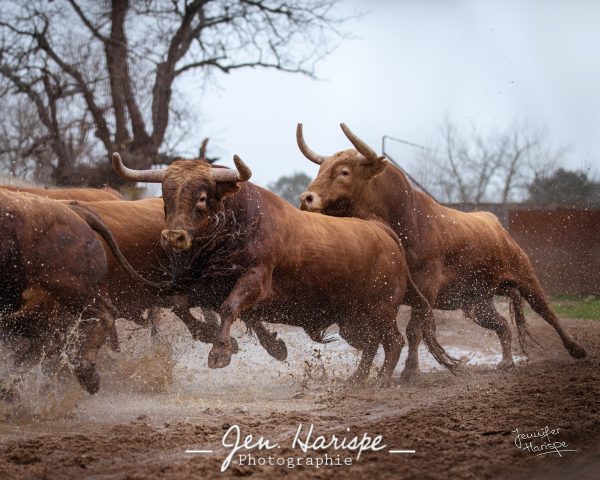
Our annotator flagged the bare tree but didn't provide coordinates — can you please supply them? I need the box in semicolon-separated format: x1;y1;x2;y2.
0;0;343;185
417;118;565;205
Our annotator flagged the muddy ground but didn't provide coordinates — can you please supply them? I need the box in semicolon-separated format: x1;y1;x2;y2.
0;302;598;479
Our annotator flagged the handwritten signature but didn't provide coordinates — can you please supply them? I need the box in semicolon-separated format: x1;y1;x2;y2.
512;426;577;457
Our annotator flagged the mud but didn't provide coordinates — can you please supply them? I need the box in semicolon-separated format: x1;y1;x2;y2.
0;303;598;479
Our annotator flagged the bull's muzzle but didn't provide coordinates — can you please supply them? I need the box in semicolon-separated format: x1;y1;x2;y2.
161;229;193;251
299;191;323;211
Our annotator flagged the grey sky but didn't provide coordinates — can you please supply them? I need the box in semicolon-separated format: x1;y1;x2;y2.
178;0;600;188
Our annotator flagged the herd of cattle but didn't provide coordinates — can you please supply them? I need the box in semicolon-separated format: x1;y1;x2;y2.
0;124;587;397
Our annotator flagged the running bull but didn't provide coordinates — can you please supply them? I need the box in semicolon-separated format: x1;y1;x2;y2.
112;152;456;384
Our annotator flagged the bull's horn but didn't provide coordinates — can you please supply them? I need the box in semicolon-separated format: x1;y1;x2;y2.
211;154;252;183
340;123;379;162
296;123;326;165
199;138;209;162
112;152;165;183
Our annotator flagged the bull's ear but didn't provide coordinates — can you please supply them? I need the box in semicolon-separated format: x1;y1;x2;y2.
367;156;388;178
215;181;241;200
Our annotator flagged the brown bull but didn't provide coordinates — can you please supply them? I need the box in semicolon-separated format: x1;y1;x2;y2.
0;184;122;201
5;181;286;359
112;152;455;385
298;123;587;376
67;198;287;360
0;190;118;394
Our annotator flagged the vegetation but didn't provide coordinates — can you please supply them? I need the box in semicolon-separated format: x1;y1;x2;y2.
551;295;600;320
0;1;343;186
528;168;600;208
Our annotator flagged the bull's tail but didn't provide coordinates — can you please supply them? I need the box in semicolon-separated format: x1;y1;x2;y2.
68;202;166;291
406;273;462;373
506;286;542;355
375;222;461;373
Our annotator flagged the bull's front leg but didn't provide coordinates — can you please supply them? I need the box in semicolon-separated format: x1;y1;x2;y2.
208;266;273;369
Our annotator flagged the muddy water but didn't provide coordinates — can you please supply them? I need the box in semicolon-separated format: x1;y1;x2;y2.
1;302;522;430
0;302;598;479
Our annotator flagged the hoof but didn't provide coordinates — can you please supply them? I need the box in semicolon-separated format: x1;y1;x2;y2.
75;362;100;395
400;367;419;381
375;377;392;388
208;345;232;369
347;372;368;386
497;359;516;371
568;343;587;359
268;338;288;362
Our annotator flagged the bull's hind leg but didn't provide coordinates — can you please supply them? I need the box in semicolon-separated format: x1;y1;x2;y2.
347;340;378;385
466;299;514;370
516;280;586;359
377;323;405;386
401;309;424;379
71;304;117;394
245;319;288;361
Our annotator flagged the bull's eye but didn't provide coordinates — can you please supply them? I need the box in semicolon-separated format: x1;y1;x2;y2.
195;193;207;211
340;170;349;177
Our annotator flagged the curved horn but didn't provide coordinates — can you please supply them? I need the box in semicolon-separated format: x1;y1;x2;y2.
340;123;379;162
210;154;252;183
112;152;165;183
199;138;209;162
296;123;326;165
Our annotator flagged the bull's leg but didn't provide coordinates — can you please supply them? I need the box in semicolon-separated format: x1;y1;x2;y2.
3;286;51;326
401;267;441;380
71;306;115;394
172;302;239;355
516;279;586;359
377;323;405;386
147;306;164;337
209;266;273;369
246;320;288;361
401;309;424;379
348;340;378;385
467;299;514;370
97;294;120;352
203;309;220;329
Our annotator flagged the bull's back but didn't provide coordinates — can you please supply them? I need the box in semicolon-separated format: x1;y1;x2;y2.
0;191;107;294
433;207;534;302
73;198;166;280
0;185;122;201
265;202;406;310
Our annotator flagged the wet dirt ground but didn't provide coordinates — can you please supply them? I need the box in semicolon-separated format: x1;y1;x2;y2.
0;302;598;479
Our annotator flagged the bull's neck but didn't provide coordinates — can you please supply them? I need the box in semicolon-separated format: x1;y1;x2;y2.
362;165;424;242
223;182;265;228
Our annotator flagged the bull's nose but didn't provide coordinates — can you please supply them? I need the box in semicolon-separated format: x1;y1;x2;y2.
161;229;192;251
300;192;313;205
300;191;321;211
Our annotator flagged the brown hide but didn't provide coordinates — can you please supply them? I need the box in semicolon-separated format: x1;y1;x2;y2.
152;159;420;382
299;124;586;373
64;198;170;318
0;184;122;201
67;197;286;361
0;190;116;394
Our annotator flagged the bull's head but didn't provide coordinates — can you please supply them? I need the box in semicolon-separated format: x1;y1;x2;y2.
111;153;251;254
298;123;388;216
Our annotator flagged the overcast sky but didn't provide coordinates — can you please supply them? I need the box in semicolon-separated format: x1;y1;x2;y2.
178;0;600;188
